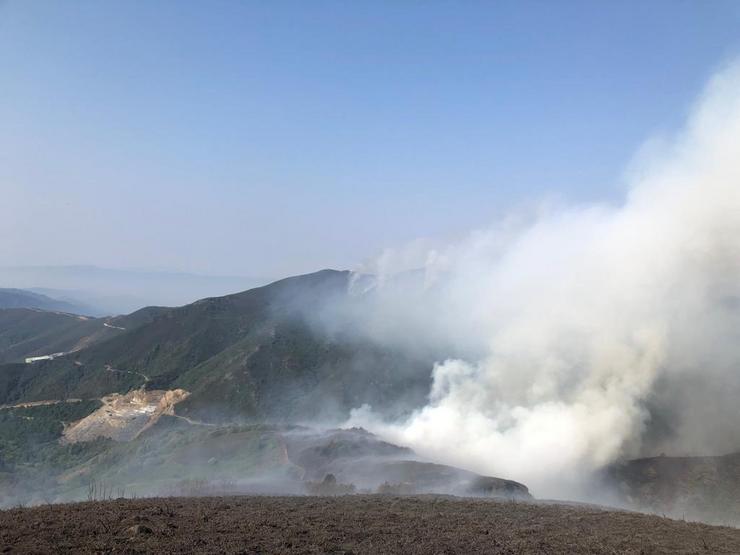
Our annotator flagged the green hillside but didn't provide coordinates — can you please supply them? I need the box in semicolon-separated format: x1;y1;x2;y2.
0;269;492;508
0;306;164;365
0;270;433;420
0;309;103;364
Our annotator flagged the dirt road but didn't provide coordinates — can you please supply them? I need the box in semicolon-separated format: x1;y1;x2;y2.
0;399;83;411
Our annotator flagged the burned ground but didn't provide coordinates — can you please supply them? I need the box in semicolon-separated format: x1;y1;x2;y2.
606;452;740;525
2;495;740;554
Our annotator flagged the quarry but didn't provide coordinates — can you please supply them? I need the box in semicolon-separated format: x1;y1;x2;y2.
62;389;190;443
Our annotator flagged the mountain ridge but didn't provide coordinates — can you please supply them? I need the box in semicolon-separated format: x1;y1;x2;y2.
0;288;94;315
0;269;434;421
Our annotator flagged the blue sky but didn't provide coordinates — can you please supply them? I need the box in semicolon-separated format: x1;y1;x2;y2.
2;1;739;278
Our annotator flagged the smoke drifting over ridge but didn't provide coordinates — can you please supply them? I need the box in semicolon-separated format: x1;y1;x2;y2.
343;62;740;498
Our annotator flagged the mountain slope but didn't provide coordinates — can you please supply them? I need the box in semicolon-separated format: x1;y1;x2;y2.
0;270;433;420
0;309;102;364
0;307;165;365
606;452;740;524
0;288;92;315
0;400;531;505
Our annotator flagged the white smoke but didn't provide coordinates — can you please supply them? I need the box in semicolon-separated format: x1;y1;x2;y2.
346;61;740;498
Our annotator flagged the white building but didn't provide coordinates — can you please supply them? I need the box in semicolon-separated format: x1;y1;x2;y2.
24;352;65;364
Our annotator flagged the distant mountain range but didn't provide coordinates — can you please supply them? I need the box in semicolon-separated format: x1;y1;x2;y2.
0;288;94;315
0;265;268;315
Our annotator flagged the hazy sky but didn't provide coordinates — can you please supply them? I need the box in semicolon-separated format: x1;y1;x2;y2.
2;1;739;278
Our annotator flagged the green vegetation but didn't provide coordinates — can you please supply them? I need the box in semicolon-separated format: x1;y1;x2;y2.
0;400;102;468
66;420;292;492
0;400;112;506
0;414;295;506
0;270;433;421
0;271;433;505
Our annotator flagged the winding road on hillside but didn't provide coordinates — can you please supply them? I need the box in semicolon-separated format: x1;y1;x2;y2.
104;364;150;384
170;414;218;427
0;399;85;411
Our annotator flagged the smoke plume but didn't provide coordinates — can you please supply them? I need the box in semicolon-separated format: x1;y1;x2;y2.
345;61;740;498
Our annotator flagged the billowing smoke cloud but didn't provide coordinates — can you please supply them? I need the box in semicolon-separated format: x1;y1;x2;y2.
344;61;740;498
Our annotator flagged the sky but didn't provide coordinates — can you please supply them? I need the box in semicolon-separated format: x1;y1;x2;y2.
2;1;740;279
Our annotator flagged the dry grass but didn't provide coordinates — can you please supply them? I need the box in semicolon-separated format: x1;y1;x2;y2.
2;495;740;554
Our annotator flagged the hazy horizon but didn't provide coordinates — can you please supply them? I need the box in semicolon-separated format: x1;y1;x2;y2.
0;263;272;314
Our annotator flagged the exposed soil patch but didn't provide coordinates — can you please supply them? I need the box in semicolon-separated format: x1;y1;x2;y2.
1;495;739;554
62;389;189;443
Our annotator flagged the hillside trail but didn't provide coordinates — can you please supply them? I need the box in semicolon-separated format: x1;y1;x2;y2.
1;395;218;428
169;413;218;427
0;399;85;411
104;364;150;384
1;362;150;411
1;370;218;431
1;362;150;413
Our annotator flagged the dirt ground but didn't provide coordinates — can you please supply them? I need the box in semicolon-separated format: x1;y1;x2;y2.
2;495;740;554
